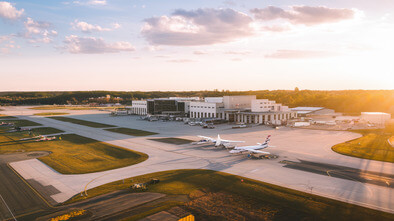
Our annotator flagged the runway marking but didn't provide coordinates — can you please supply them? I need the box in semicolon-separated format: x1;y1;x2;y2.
326;170;374;197
6;163;55;209
83;173;110;197
0;193;17;221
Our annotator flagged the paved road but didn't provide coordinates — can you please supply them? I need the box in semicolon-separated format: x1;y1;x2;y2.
3;106;394;214
0;152;50;221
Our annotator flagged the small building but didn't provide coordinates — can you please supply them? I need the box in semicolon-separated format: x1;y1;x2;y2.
361;112;391;126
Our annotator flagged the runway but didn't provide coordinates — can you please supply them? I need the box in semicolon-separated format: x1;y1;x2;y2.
2;106;394;214
0;152;51;221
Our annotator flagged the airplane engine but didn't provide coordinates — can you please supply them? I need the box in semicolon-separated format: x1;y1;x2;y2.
229;149;242;154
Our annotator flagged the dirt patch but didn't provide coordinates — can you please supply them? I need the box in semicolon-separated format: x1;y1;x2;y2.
184;191;278;221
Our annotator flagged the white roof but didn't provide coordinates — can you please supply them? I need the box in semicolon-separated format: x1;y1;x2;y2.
290;107;325;111
361;112;391;116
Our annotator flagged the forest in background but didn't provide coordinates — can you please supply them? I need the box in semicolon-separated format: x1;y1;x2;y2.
0;90;393;116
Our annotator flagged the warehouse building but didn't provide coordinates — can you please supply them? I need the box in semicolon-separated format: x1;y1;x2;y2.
361;112;391;126
290;107;335;117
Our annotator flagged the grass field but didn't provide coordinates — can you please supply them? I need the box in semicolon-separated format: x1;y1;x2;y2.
30;105;121;110
105;127;158;136
149;137;193;145
49;116;116;128
67;169;394;221
34;112;69;116
1;119;42;127
29;127;64;135
0;115;17;119
0;130;147;174
332;128;394;163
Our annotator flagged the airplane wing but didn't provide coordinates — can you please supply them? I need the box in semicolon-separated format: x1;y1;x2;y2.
222;139;245;143
197;135;215;142
246;149;270;154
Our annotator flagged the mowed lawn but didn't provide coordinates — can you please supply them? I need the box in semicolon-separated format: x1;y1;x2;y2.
0;127;64;140
332;128;394;163
105;127;158;136
34;112;69;116
30;105;119;110
0;115;17;119
0;131;147;174
67;169;394;221
49;116;116;128
1;119;42;127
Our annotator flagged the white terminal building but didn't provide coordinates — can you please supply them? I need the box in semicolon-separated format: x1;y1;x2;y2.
130;95;297;125
190;95;297;125
130;100;148;115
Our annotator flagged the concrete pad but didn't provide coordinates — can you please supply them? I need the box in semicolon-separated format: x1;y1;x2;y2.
140;211;179;221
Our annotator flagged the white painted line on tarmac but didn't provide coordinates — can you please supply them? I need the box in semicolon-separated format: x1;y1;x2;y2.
0;193;17;221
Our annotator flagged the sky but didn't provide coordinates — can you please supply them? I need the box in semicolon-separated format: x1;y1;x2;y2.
0;0;393;91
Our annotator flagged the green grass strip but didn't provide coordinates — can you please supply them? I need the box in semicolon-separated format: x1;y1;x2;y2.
332;129;394;163
34;112;69;116
49;116;116;128
105;127;158;136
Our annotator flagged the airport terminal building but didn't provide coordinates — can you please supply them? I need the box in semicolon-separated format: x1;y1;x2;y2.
130;97;197;116
189;95;297;125
130;95;297;125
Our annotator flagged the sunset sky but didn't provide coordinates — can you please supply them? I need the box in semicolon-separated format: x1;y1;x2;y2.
1;0;393;91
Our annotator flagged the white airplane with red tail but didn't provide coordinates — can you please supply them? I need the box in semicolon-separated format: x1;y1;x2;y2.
229;135;274;155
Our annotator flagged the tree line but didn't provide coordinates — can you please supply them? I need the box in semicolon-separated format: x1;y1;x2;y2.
0;90;393;116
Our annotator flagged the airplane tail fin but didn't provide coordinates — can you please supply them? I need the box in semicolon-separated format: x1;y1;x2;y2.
262;135;271;145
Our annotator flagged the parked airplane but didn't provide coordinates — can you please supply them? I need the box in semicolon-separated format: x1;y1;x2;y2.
35;135;57;142
196;135;244;147
229;135;273;155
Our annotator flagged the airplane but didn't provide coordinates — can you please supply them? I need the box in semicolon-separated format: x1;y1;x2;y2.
229;135;274;156
34;135;57;142
196;135;244;148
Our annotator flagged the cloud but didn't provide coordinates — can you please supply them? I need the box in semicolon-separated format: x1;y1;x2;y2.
87;0;106;5
0;1;24;20
22;17;57;43
265;50;338;59
0;34;18;54
71;0;107;6
112;22;121;29
193;50;207;55
251;6;355;25
71;20;111;33
142;8;254;46
224;50;250;55
167;59;194;63
63;35;135;54
260;25;291;32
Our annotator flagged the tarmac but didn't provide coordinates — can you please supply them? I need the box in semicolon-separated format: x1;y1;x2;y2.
2;106;394;214
0;151;51;221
